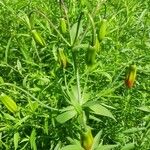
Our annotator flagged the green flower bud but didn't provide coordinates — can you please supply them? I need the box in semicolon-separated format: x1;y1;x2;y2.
60;18;67;34
85;45;96;67
31;29;45;47
98;19;107;42
95;36;100;52
58;48;67;68
0;93;18;113
81;128;93;150
125;64;137;88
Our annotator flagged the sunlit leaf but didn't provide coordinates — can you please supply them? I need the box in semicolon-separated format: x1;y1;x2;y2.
56;109;77;124
88;103;116;120
121;143;135;150
91;130;103;150
14;132;19;150
96;144;119;150
61;145;84;150
70;21;83;45
138;106;150;112
30;129;37;150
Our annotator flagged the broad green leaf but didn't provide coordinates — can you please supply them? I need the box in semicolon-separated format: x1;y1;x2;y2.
14;132;19;150
91;130;103;150
121;143;135;150
138;106;150;112
88;103;116;120
56;109;77;124
96;144;119;150
61;145;84;150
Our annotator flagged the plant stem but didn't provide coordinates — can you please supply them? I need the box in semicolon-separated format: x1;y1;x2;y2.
59;0;72;45
76;66;81;104
72;12;83;46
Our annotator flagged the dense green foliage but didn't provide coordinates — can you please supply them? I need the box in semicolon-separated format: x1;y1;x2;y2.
0;0;150;149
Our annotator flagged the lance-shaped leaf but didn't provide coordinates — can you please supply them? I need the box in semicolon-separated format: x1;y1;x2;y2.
56;109;77;124
87;103;116;120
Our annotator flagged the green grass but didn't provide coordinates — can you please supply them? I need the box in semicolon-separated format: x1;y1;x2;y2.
0;0;150;149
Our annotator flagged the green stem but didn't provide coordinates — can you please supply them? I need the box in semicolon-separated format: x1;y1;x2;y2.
72;12;84;46
63;68;69;93
82;70;89;97
103;3;107;19
59;0;72;45
76;67;81;104
5;36;13;63
72;50;81;104
80;1;102;44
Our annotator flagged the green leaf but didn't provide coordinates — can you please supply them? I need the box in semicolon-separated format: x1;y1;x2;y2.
70;23;78;44
30;129;37;150
3;113;16;121
0;93;18;113
17;59;23;75
0;76;4;84
72;44;89;51
91;130;103;150
56;109;77;124
121;143;135;150
61;106;75;112
99;72;112;82
96;144;119;150
66;86;82;114
89;115;102;122
70;22;83;45
54;141;62;150
138;106;150;112
61;145;84;150
123;127;146;134
44;117;49;135
14;132;19;150
88;103;116;120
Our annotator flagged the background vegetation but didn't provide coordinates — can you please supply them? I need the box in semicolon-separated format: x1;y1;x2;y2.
0;0;150;149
